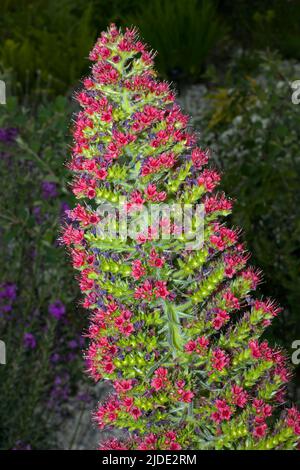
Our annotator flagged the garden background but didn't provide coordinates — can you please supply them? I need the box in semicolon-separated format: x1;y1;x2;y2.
0;0;299;449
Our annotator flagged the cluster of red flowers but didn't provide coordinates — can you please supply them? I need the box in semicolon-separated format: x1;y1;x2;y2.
141;151;176;176
211;399;232;423
134;279;169;300
184;336;209;354
210;224;238;251
63;24;300;450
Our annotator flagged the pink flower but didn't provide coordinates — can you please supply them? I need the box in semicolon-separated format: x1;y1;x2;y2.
132;260;146;279
184;340;197;353
254;299;282;318
242;268;261;289
165;431;177;442
211;399;232;422
169;442;182;450
191;148;208;168
223;290;240;309
134;279;153;300
122;396;134;411
151;377;164;391
145;183;157;199
212;309;229;330
155;367;168;377
103;362;115;374
249;340;261;359
211;411;221;423
149;249;165;268
62;225;84;246
286;408;300;435
184;336;209;354
212;348;230;371
131;406;142;420
197;169;220;192
253;423;268;439
231;385;248;408
204;194;232;214
224;253;249;278
154;280;170;299
138;434;157;450
99;438;128;450
71;249;86;268
178;390;194;403
120;323;134;336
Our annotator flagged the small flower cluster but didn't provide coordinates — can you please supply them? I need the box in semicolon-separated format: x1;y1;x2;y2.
0;282;17;315
63;25;300;450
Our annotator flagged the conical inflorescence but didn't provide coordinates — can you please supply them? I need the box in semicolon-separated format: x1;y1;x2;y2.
62;24;300;450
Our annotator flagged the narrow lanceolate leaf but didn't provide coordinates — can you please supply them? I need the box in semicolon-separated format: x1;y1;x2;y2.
62;24;300;450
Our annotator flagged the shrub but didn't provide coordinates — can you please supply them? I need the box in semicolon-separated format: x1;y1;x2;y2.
0;0;224;96
124;0;226;81
63;25;300;449
0;0;97;96
219;1;300;60
0;95;90;449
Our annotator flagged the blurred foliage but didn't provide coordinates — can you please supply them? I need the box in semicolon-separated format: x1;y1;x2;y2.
0;0;98;97
124;0;226;82
0;0;225;95
192;52;300;355
0;95;92;449
220;0;300;60
1;0;299;97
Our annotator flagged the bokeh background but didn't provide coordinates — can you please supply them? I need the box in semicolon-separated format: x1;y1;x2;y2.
0;0;299;449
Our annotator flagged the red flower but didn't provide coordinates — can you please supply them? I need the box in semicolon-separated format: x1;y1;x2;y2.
253;423;268;439
212;348;230;371
231;385;248;408
178;390;194;403
131;406;142;420
249;340;261;359
197;169;221;192
154;280;170;299
151;377;164;391
191;148;208;168
184;336;209;354
212;309;229;330
211;399;232;422
149;249;165;268
132;260;146;279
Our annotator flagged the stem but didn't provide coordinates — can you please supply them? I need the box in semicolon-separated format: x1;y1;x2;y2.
162;300;185;357
68;403;85;450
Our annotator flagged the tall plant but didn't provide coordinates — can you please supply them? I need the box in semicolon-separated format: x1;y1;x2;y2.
63;25;300;450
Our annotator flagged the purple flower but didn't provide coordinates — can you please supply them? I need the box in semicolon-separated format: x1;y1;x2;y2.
23;333;36;349
50;352;61;364
76;392;92;403
48;300;66;320
32;206;43;224
68;339;78;349
60;201;70;212
60;201;70;218
0;282;17;315
12;441;31;450
41;181;57;199
66;352;76;362
0;127;18;144
47;374;71;410
0;282;17;300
